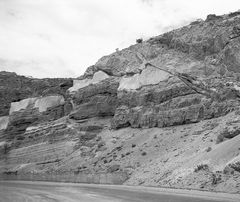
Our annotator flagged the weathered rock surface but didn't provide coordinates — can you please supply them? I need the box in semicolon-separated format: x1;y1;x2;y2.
225;155;240;173
70;95;117;120
69;71;110;93
1;11;240;193
0;71;72;116
118;66;170;91
34;96;65;112
0;116;9;131
112;97;238;129
69;77;120;120
5;95;68;141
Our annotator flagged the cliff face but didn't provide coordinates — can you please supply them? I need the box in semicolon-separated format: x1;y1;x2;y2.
0;71;73;116
1;11;240;192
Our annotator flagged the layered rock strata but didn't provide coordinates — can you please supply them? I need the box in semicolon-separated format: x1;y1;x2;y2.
1;11;240;192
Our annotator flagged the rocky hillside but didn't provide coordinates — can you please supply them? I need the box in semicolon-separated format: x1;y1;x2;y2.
0;71;73;116
1;11;240;192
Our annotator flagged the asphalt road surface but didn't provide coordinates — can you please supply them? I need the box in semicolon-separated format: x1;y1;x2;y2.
0;181;239;202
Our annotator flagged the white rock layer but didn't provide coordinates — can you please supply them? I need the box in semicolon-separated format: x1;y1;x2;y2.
68;71;109;92
34;95;65;112
9;95;65;114
118;66;170;91
9;98;37;115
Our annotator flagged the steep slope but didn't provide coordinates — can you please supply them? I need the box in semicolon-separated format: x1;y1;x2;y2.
1;11;240;193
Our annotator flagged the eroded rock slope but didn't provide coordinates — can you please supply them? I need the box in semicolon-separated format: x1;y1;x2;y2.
1;11;240;192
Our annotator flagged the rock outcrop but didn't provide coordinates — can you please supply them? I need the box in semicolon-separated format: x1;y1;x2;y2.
69;76;120;120
5;95;69;141
225;156;240;173
1;11;240;193
0;71;72;116
69;71;110;93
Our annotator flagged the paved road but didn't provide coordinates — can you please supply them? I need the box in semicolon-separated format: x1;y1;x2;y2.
0;181;239;202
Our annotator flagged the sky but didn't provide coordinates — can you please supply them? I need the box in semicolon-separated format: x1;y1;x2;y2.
0;0;240;78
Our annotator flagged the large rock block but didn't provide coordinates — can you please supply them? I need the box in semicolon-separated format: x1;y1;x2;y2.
118;66;169;91
34;96;65;112
112;97;239;129
117;81;195;108
72;77;120;106
111;106;131;129
69;77;119;121
5;95;66;140
68;71;110;93
9;98;37;115
70;95;117;120
6;108;40;140
9;95;65;115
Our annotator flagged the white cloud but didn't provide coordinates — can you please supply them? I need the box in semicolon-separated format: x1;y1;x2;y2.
0;0;240;78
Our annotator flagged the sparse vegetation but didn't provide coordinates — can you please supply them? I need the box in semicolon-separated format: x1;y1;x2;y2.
194;164;209;172
206;147;212;152
107;164;120;173
227;162;240;173
136;38;143;44
211;173;222;185
228;11;240;18
216;134;224;144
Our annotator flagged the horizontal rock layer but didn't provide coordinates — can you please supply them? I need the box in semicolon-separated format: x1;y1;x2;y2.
1;11;240;193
